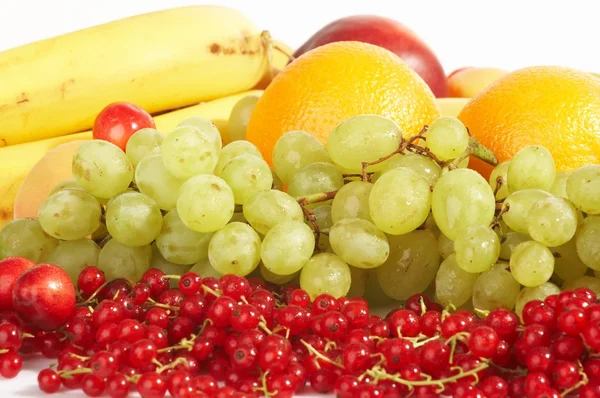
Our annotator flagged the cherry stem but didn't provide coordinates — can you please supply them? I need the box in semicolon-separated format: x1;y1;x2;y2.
300;340;344;369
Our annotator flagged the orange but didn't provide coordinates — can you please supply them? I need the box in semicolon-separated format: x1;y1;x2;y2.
458;66;600;179
246;41;440;164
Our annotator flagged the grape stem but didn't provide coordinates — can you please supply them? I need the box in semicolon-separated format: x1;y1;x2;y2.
490;203;510;229
297;190;338;249
493;176;505;198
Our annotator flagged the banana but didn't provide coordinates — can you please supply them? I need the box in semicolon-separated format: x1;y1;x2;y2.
0;6;270;147
0;90;262;230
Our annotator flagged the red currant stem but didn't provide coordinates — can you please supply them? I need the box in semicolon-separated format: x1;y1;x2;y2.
58;368;93;379
162;274;182;280
489;362;526;376
48;362;57;369
371;352;386;368
0;349;8;354
127;374;141;384
446;332;469;363
87;306;94;314
202;284;222;297
21;333;35;339
418;297;427;316
369;335;385;342
147;298;179;311
77;279;112;305
324;341;337;352
474;308;490;318
157;335;195;354
258;320;273;335
69;353;91;361
300;340;344;369
254;370;278;397
412;335;440;348
197;318;213;336
561;362;588;397
158;356;188;373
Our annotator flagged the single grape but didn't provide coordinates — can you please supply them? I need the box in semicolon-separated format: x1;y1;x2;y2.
259;262;297;285
72;140;133;199
499;232;530;260
472;263;521;311
50;179;82;195
135;154;184;211
106;192;162;247
369;167;431;235
155;210;212;265
331;181;373;224
177;116;222;152
125;128;164;167
214;141;263;176
515;282;560;320
364;269;399;306
381;154;441;186
177;175;235;233
208;222;261;276
510;241;554;287
161;125;219;179
311;205;333;251
45;239;100;284
526;196;578;247
575;216;600;270
425;116;469;161
190;258;222;279
562;276;600;295
0;219;57;261
327;115;402;172
507;145;556;192
431;169;496;240
566;164;600;214
550;171;571;199
502;189;552;234
376;230;440;300
261;220;315;275
242;190;304;235
329;218;389;269
347;266;369;298
227;95;260;142
38;189;102;240
272;130;332;185
550;239;588;282
98;239;152;282
454;224;500;273
217;154;273;205
287;162;344;200
435;253;479;307
438;234;455;259
150;244;192;288
489;161;510;200
300;253;352;300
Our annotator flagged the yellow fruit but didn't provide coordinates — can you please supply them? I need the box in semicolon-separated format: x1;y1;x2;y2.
0;6;269;147
253;40;294;89
436;98;470;118
448;67;507;98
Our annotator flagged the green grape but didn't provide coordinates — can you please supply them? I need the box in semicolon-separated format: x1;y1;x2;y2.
125;128;164;167
98;239;152;282
46;239;100;284
507;145;556;192
300;253;352;300
330;181;372;224
106;192;163;247
259;262;296;285
327;115;402;172
527;196;578;247
150;244;192;288
242;190;303;235
272;130;332;185
563;276;600;295
272;172;283;191
0;219;58;261
38;189;102;240
369;167;431;235
431;169;496;240
347;266;369;298
435;253;479;307
515;282;560;320
575;216;600;270
72;140;133;198
438;234;455;259
566;165;600;214
550;171;571;198
381;154;441;186
287;162;344;200
425;116;469;161
50;179;82;195
214;141;263;176
190;258;222;279
499;232;530;260
217;154;273;205
489;161;510;200
178;116;222;152
423;213;441;237
550;239;588;282
161;125;219;179
177;175;235;233
454;224;500;273
472;263;521;311
155;210;212;264
261;220;315;275
208;222;261;276
329;218;389;269
312;205;333;251
227;95;260;142
376;230;440;300
502;189;552;234
135;154;184;211
510;241;554;287
364;269;400;307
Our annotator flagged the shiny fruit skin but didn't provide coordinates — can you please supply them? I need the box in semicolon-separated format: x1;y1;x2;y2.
447;67;507;98
12;264;76;331
0;257;35;312
93;102;155;151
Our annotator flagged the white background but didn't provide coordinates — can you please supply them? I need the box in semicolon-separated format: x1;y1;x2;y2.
0;0;597;396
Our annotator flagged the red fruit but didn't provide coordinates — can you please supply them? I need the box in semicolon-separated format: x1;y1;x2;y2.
12;264;75;331
93;102;155;151
293;15;448;97
0;257;35;312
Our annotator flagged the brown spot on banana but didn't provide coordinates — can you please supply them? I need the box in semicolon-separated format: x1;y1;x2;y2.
17;92;28;104
208;31;267;57
60;78;76;99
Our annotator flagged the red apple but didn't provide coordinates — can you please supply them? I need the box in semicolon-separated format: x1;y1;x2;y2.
293;15;448;97
93;102;155;151
12;264;76;331
0;257;35;312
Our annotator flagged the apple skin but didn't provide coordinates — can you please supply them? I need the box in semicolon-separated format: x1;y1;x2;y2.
447;67;508;98
93;102;155;152
293;15;449;97
0;257;36;312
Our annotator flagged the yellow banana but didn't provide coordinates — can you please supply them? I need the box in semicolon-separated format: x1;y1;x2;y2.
0;6;270;147
0;90;262;230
